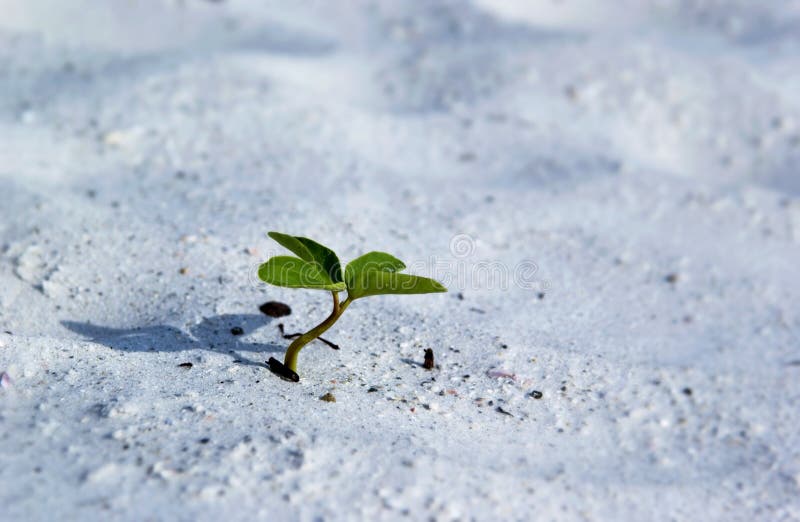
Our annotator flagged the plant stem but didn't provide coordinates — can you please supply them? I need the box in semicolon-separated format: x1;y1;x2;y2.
283;291;351;372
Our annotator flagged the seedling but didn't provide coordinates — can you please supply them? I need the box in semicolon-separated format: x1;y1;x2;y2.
259;231;447;381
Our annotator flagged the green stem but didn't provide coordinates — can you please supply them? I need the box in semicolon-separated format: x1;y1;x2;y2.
283;291;352;372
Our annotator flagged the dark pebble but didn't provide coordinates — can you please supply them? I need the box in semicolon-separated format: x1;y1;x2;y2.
423;348;435;370
665;273;679;284
367;387;379;393
682;387;693;396
230;327;244;336
178;362;193;369
259;301;292;318
199;437;210;444
529;390;543;399
495;406;513;416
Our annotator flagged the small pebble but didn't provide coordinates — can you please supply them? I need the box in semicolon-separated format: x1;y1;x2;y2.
178;362;193;369
230;327;244;336
665;273;679;284
320;392;336;403
259;301;292;318
423;349;435;370
529;390;543;399
682;387;693;396
496;406;513;416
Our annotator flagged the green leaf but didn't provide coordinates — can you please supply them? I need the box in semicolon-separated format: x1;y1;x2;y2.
345;251;405;289
267;231;343;284
258;255;347;291
347;270;447;300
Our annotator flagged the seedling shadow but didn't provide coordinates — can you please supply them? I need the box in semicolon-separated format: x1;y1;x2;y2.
400;357;425;368
62;314;283;368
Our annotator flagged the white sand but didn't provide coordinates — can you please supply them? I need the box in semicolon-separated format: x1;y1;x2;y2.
1;1;800;520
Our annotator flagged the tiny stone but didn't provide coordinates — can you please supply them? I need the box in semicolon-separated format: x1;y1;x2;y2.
178;362;193;369
496;406;513;416
682;387;693;396
199;437;210;444
320;392;336;403
529;390;543;399
230;327;244;336
179;267;188;275
259;301;292;318
423;349;435;370
665;273;679;284
367;387;379;393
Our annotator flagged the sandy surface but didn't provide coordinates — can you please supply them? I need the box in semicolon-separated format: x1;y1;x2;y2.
1;1;800;520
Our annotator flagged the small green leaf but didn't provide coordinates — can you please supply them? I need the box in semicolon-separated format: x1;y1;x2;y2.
258;255;347;291
268;231;343;284
345;251;405;289
347;271;447;300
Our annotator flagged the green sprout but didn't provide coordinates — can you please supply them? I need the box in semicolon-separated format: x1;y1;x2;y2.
258;231;447;381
